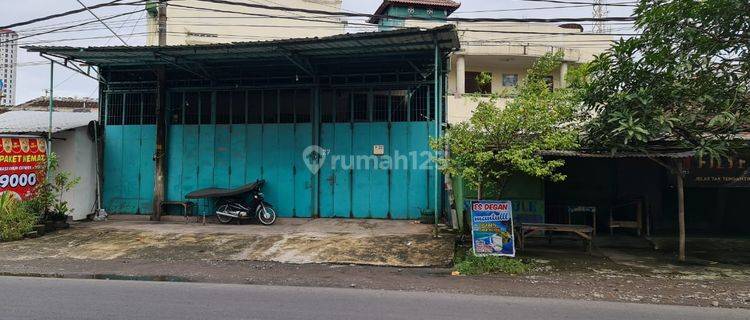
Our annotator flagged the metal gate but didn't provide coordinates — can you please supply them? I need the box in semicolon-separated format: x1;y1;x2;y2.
164;89;313;217
103;87;436;219
318;87;436;219
102;92;157;214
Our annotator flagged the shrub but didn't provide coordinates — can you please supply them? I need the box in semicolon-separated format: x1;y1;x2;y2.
26;153;80;222
0;193;36;241
454;253;533;275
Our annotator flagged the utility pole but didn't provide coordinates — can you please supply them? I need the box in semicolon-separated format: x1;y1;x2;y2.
157;0;167;46
151;0;167;221
592;0;609;34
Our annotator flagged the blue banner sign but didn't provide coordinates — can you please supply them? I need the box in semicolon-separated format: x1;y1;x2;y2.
471;200;515;257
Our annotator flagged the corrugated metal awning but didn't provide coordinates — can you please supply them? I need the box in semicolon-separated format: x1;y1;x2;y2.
23;25;460;67
0;111;97;134
539;150;695;159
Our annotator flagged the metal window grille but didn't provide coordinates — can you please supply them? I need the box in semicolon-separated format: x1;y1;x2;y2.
215;91;231;124
123;93;142;125
263;90;278;124
373;93;388;122
169;92;182;124
199;92;212;124
352;93;368;122
294;89;311;123
335;91;350;123
231;91;246;124
279;89;295;124
410;86;429;122
247;91;262;124
141;92;156;124
320;90;334;123
390;91;408;122
106;93;123;125
184;92;200;124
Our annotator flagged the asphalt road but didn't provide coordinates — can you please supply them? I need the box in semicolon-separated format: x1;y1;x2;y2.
0;276;746;320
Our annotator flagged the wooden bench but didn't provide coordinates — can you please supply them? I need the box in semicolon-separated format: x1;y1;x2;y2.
518;223;595;252
159;201;196;223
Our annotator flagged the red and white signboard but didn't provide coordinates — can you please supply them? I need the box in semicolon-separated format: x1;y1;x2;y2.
0;136;47;200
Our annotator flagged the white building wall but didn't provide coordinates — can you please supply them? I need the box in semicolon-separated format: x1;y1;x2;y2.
399;21;612;124
0;30;18;106
147;0;344;45
52;127;97;221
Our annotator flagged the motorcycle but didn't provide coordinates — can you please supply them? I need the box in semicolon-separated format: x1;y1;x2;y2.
186;179;277;225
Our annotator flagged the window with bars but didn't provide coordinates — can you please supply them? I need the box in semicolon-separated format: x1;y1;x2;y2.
184;92;200;124
104;92;158;125
200;92;212;124
247;91;262;124
279;89;295;124
106;93;123;125
169;92;182;124
263;90;278;124
104;86;434;126
335;91;350;123
352;93;368;122
231;91;246;124
410;87;429;121
294;90;311;123
142;93;156;124
215;91;231;124
390;91;408;122
373;92;388;122
320;90;334;123
123;93;141;125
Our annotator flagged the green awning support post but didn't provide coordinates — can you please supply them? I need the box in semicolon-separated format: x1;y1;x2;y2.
47;60;54;169
433;36;442;225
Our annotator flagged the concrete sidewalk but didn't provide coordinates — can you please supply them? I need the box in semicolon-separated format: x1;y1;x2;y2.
0;218;454;267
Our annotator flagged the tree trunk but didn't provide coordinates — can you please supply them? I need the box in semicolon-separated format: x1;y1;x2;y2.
675;160;686;262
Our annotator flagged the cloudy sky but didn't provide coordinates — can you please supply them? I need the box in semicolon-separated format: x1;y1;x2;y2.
5;0;635;104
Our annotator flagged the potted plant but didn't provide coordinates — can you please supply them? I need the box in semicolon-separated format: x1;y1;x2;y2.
26;153;79;231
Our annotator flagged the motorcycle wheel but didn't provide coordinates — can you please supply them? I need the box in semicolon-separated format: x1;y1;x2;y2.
215;199;235;224
256;205;277;225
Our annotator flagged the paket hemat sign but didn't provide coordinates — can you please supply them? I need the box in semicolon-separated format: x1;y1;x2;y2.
471;200;515;257
0;137;47;200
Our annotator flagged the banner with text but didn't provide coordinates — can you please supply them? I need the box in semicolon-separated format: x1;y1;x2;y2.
0;137;47;200
471;200;515;257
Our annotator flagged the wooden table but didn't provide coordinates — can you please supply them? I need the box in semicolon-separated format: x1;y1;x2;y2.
518;223;595;252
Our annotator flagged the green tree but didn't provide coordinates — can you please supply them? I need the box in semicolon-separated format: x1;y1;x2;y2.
580;0;750;261
432;51;583;199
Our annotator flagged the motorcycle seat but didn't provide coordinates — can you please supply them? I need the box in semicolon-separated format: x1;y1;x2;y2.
185;181;263;199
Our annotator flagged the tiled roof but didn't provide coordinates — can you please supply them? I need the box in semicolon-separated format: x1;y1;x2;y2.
15;96;99;110
370;0;461;23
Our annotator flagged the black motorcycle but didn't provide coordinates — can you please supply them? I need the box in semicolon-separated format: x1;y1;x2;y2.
186;180;277;225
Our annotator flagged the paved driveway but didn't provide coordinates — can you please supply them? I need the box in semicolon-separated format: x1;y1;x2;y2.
0;218;453;267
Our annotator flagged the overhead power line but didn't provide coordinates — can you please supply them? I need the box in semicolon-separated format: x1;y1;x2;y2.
0;0;146;29
76;0;129;45
0;9;146;45
454;4;598;13
520;0;636;6
191;0;636;23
